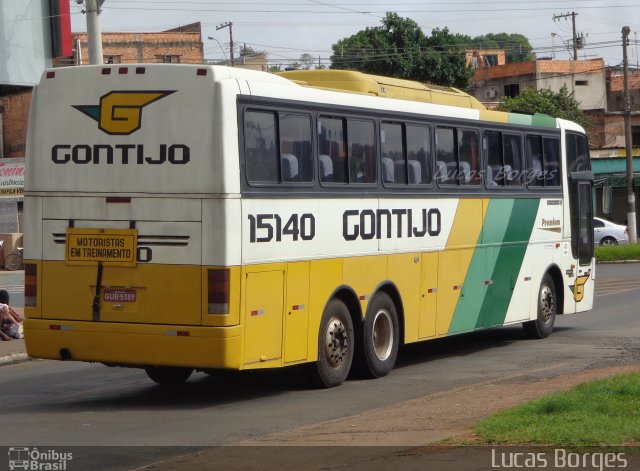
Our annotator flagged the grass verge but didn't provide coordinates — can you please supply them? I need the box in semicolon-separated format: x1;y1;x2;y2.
473;372;640;446
595;244;640;262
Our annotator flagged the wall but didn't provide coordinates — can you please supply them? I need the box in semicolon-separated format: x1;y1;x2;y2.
465;49;506;68
470;59;606;111
586;110;640;150
0;92;31;158
73;28;204;65
607;70;640;112
536;60;606;111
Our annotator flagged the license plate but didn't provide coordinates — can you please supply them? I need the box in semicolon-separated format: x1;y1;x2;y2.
66;228;137;266
103;288;137;303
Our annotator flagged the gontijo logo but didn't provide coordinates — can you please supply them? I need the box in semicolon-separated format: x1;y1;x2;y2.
72;90;175;135
54;90;189;165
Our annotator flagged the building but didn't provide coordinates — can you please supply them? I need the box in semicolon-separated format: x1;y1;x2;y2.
465;49;506;69
469;57;640;227
470;58;607;110
0;1;69;243
589;67;640;224
72;22;204;65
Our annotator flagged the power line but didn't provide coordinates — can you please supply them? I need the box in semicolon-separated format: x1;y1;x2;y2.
97;4;640;13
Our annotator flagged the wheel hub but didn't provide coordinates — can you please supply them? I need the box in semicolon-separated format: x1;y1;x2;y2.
325;317;349;369
372;309;393;361
539;285;554;323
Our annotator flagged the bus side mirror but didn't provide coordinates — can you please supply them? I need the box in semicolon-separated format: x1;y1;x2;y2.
570;171;594;182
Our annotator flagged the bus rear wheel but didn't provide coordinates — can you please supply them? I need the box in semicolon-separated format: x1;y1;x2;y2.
357;292;399;378
145;366;193;385
523;273;557;339
314;299;354;388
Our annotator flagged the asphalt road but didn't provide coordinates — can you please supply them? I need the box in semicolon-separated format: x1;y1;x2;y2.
1;264;639;468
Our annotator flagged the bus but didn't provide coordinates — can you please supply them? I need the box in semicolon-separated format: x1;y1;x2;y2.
23;65;595;387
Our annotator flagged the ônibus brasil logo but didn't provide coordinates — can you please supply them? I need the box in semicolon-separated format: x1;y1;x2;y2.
72;90;175;135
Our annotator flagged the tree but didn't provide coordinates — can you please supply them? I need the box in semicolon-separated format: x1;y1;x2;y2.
330;13;473;88
299;53;314;70
470;33;535;63
497;85;591;129
239;45;262;57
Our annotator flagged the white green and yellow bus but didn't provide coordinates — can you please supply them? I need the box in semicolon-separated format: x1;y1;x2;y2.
24;65;595;387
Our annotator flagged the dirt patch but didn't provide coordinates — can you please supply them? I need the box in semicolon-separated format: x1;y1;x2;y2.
235;365;640;446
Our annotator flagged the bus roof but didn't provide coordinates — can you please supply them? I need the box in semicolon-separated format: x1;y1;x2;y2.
278;69;486;111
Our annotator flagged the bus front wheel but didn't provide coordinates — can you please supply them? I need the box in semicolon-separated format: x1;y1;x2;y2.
145;366;193;385
523;273;557;339
314;299;354;388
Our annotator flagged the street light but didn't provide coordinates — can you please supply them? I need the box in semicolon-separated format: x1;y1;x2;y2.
550;32;572;58
215;22;234;67
207;36;228;64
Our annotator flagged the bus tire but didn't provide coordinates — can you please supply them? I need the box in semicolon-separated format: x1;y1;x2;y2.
523;273;557;339
359;292;399;378
145;366;193;385
314;299;354;388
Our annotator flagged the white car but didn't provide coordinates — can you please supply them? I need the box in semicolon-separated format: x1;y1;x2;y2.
593;217;628;246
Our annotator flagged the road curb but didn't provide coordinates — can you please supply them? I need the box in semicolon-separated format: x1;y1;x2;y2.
0;353;29;366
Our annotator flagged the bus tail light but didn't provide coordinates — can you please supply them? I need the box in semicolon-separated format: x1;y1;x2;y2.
208;269;229;314
25;263;37;307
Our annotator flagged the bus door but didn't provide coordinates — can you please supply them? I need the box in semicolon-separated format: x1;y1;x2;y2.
566;132;594;311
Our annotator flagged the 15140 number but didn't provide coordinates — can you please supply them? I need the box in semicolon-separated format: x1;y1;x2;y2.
248;213;316;243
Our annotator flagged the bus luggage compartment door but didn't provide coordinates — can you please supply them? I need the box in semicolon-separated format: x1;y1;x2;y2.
243;267;284;365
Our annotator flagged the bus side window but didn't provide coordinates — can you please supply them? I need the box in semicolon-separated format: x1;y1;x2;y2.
543;137;561;187
381;122;403;184
319;117;347;184
279;113;312;182
483;130;502;187
566;133;591;174
458;129;480;185
436;127;455;185
406;125;431;185
503;133;522;186
526;135;544;187
245;110;279;183
347;120;376;184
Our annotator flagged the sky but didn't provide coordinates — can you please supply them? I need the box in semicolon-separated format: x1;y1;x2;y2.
69;0;640;68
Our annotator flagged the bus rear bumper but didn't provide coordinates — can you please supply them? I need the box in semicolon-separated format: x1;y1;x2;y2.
23;319;242;370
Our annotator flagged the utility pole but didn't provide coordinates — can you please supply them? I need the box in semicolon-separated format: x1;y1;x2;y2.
83;0;104;65
553;12;578;60
216;22;234;67
623;26;637;243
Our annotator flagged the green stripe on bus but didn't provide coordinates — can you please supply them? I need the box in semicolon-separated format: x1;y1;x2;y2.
477;198;540;328
532;113;557;128
447;199;515;334
508;113;532;126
